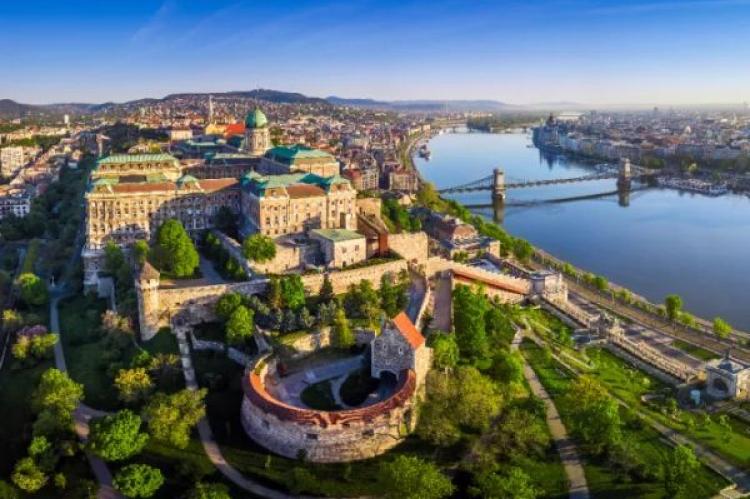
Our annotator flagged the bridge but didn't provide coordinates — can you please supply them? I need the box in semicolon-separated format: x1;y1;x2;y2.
437;158;653;202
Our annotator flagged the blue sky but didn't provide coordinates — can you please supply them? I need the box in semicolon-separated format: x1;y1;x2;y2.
2;0;749;106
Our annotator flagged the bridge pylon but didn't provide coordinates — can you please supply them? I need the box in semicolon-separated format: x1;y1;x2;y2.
492;168;506;203
617;158;632;191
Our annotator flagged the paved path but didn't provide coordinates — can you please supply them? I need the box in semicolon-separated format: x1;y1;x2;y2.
512;329;590;499
174;328;306;499
431;273;452;332
50;294;121;499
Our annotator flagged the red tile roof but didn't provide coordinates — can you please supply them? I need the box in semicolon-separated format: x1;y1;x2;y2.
224;123;246;137
392;312;424;349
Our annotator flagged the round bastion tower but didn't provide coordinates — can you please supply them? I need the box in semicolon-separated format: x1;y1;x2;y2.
244;107;271;156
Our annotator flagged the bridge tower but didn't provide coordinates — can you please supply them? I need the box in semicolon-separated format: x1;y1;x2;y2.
492;168;506;203
617;158;632;191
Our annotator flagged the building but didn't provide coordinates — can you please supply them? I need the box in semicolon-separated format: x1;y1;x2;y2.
168;128;193;141
418;210;499;259
92;153;182;181
309;228;366;268
1;146;27;177
387;168;419;192
706;352;750;400
371;312;431;386
342;167;379;192
0;186;31;218
243;108;271;156
259;145;340;177
240;171;356;237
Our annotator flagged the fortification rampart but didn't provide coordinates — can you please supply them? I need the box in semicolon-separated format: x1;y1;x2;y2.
241;356;418;462
299;259;408;295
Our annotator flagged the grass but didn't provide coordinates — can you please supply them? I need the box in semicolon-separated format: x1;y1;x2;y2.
0;357;53;476
59;294;181;411
671;339;720;361
522;341;728;498
588;348;750;467
340;368;379;406
300;380;341;411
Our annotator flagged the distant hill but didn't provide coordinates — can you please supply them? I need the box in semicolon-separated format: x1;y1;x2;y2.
162;89;329;106
326;96;520;112
0;99;36;119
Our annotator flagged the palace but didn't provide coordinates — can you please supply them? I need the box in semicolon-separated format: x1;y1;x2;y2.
82;108;355;290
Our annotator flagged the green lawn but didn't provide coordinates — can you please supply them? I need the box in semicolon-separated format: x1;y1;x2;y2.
588;348;750;467
0;358;53;476
59;294;181;411
671;339;720;361
522;341;728;498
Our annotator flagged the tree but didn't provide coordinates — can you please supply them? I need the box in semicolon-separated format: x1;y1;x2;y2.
11;458;47;493
664;294;683;324
113;464;164;498
297;307;315;329
319;275;334;302
16;273;48;307
713;317;732;338
476;468;537;499
132;240;150;266
242;234;276;263
88;410;149;461
512;238;534;263
663;444;699;498
267;276;282;309
489;350;524;385
452;285;489;362
2;309;23;333
563;376;621;455
225;306;254;345
142;389;206;449
380;455;454;499
344;280;380;325
592;275;609;292
188;482;231;499
104;241;126;276
215;292;242;321
379;274;404;318
280;275;306;310
115;368;154;403
331;306;354;349
29;334;58;359
431;333;459;371
152;219;199;277
416;182;441;209
33;368;83;418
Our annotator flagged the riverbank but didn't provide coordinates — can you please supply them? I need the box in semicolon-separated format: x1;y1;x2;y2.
413;130;750;334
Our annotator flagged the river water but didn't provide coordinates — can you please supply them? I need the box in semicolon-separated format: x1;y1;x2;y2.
415;131;750;330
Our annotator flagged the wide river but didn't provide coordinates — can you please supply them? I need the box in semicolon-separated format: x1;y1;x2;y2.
415;131;750;330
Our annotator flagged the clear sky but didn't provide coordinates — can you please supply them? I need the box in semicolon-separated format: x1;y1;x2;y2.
2;0;749;106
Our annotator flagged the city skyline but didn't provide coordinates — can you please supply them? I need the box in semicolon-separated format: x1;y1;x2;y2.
3;0;750;107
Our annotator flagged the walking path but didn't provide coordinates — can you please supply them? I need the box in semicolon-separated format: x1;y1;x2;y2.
511;329;590;499
174;328;304;499
50;293;122;499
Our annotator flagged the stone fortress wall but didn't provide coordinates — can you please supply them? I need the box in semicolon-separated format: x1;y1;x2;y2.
240;355;418;463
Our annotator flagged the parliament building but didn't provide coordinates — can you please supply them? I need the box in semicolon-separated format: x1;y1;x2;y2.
83;108;353;289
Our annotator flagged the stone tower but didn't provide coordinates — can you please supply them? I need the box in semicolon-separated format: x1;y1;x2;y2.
244;108;271;156
135;261;161;341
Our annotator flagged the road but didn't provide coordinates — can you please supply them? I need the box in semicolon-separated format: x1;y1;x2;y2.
512;329;590;499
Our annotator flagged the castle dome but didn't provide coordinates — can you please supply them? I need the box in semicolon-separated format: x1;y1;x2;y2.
245;108;268;129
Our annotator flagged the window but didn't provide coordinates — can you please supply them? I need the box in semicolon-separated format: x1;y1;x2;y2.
306;433;318;440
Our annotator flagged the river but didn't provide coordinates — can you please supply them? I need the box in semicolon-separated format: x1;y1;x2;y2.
415;130;750;330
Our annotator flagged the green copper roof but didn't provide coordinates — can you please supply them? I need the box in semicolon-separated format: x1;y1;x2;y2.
245;108;268;129
177;174;199;185
310;229;364;242
97;153;178;166
241;171;351;197
265;145;334;163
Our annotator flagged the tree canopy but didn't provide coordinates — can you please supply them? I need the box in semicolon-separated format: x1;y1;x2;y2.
215;292;243;321
242;233;276;263
664;294;683;323
713;317;732;338
563;375;621;455
16;273;48;307
113;464;164;498
280;275;306;310
88;409;149;461
380;455;454;499
188;482;231;499
331;306;354;349
142;389;206;449
33;368;83;418
152;219;199;277
115;368;154;403
452;284;490;362
431;333;459;371
225;305;255;345
663;444;699;498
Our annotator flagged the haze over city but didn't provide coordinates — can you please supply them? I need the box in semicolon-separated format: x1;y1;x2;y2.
2;0;750;106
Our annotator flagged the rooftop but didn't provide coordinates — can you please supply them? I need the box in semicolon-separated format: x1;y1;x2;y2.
391;312;425;349
265;145;336;164
97;153;178;166
310;228;364;242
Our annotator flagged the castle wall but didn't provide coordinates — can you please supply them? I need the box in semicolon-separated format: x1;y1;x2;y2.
240;360;418;463
299;259;408;295
387;231;429;263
